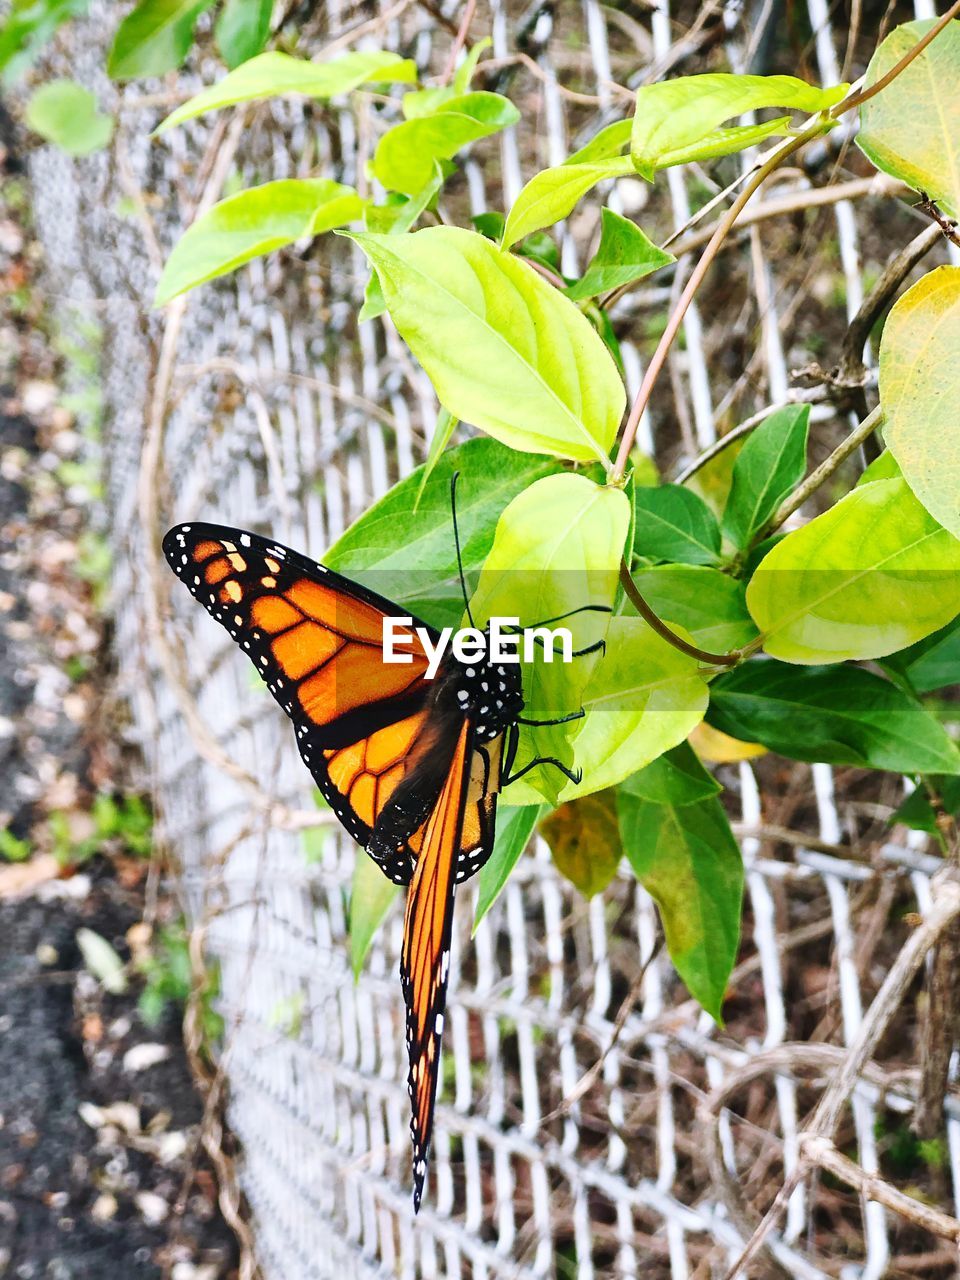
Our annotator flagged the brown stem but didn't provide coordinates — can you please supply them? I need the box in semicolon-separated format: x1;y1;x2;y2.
610;125;819;481
619;560;740;666
439;0;477;86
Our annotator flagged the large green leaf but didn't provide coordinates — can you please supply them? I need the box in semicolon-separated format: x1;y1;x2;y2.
882;616;960;694
349;851;399;979
347;226;625;465
564;208;674;301
541;790;622;898
708;660;960;774
633;484;722;566
746;478;960;663
154;179;363;304
628;564;759;654
623;741;720;806
473;803;544;932
215;0;271;68
630;73;846;180
618;781;742;1021
568;114;793;169
325;437;562;629
373;91;519;194
156;49;416;131
469;475;629;801
501;157;633;252
24;79;113;154
721;405;809;549
506;615;709;806
108;0;215;79
858;19;960;218
880;266;960;540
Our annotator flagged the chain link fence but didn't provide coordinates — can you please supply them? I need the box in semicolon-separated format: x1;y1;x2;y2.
23;0;960;1275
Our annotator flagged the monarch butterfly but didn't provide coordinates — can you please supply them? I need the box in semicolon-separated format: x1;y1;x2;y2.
163;480;601;1210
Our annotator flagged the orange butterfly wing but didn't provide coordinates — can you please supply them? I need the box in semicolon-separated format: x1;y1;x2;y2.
163;522;441;880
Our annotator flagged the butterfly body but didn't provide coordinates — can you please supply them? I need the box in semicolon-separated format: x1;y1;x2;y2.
162;519;536;1211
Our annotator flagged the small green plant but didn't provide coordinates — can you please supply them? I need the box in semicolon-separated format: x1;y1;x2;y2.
0;827;31;862
137;919;224;1042
48;791;152;865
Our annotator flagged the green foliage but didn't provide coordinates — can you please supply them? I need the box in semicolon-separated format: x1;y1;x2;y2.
154;179;364;304
347;227;625;465
618;766;742;1020
628;565;759;653
883;616;960;693
746;478;960;663
858;19;960;217
880;266;960;539
215;0;271;68
373;91;519;194
49;793;152;866
721;405;809;549
708;661;960;774
0;0;89;84
622;741;720;806
890;778;960;836
633;484;722;566
25;79;113;154
630;73;847;179
108;0;216;80
502;158;634;252
138;920;224;1041
0;828;31;862
156;49;416;132
349;851;400;978
564;208;674;301
473;804;544;930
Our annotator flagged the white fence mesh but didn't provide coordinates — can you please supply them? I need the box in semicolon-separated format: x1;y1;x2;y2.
25;1;960;1275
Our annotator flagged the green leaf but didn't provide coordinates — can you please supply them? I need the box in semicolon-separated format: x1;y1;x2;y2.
623;741;720;806
0;827;31;862
746;478;960;663
215;0;271;68
880;266;960;539
858;19;960;218
507;615;709;806
473;803;544;932
154;179;362;304
155;49;416;131
617;783;742;1020
628;564;759;654
857;448;902;486
654;116;794;169
325;436;562;629
107;0;215;80
501;157;633;252
347;226;625;465
470;475;629;802
24;79;113;154
413;407;457;511
721;404;809;548
633;483;722;566
541;790;622;898
349;851;399;979
883;616;960;693
0;0;90;84
708;660;960;774
890;777;960;834
564;208;674;301
630;73;847;181
374;91;519;194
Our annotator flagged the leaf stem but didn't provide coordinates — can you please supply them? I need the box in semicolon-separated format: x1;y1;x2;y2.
609;124;820;482
439;0;477;87
758;403;884;538
618;559;740;666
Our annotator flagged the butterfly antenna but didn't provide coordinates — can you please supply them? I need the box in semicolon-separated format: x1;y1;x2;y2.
450;471;476;627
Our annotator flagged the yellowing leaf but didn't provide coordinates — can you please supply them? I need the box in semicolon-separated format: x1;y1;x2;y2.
858;19;960;217
880;265;960;539
689;721;766;764
541;790;621;898
347;227;625;465
747;478;960;663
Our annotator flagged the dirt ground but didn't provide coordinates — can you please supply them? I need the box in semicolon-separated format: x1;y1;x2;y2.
0;105;240;1280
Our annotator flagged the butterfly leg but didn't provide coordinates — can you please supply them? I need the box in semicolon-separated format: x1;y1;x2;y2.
517;708;584;728
518;603;613;628
502;756;582;787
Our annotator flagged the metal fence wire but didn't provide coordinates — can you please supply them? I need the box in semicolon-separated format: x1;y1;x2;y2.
24;0;960;1276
